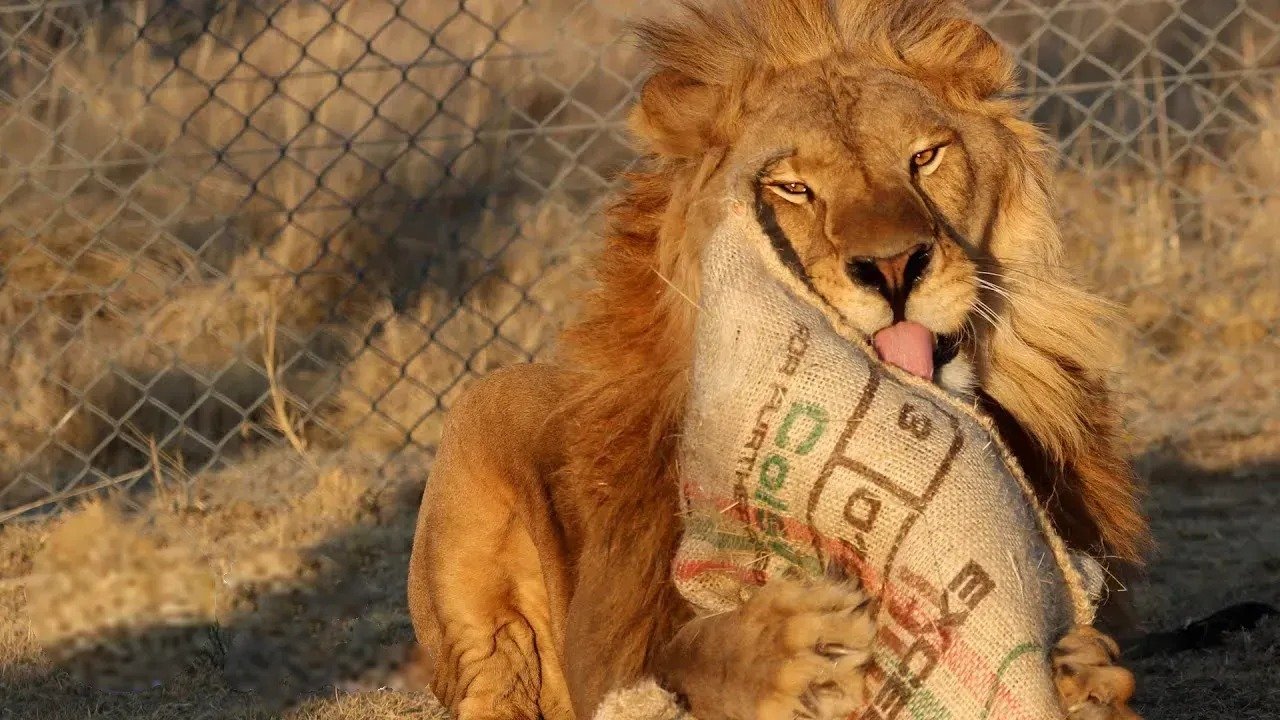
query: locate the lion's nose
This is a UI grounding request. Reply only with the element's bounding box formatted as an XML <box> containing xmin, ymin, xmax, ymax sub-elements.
<box><xmin>848</xmin><ymin>242</ymin><xmax>934</xmax><ymax>322</ymax></box>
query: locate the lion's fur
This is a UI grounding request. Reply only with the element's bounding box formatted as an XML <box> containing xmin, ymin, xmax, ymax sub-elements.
<box><xmin>569</xmin><ymin>0</ymin><xmax>1149</xmax><ymax>563</ymax></box>
<box><xmin>408</xmin><ymin>1</ymin><xmax>1151</xmax><ymax>717</ymax></box>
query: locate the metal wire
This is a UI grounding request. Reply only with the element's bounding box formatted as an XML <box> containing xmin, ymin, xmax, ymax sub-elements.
<box><xmin>0</xmin><ymin>0</ymin><xmax>1276</xmax><ymax>518</ymax></box>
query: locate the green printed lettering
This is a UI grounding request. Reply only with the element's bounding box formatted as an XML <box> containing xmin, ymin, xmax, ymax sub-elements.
<box><xmin>775</xmin><ymin>402</ymin><xmax>829</xmax><ymax>455</ymax></box>
<box><xmin>754</xmin><ymin>488</ymin><xmax>788</xmax><ymax>511</ymax></box>
<box><xmin>759</xmin><ymin>455</ymin><xmax>788</xmax><ymax>491</ymax></box>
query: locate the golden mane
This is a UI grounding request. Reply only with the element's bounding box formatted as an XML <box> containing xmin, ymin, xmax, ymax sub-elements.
<box><xmin>635</xmin><ymin>0</ymin><xmax>1015</xmax><ymax>105</ymax></box>
<box><xmin>559</xmin><ymin>0</ymin><xmax>1148</xmax><ymax>570</ymax></box>
<box><xmin>407</xmin><ymin>5</ymin><xmax>1152</xmax><ymax>713</ymax></box>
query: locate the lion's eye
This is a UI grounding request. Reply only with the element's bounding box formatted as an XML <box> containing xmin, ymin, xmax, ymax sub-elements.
<box><xmin>767</xmin><ymin>181</ymin><xmax>812</xmax><ymax>204</ymax></box>
<box><xmin>911</xmin><ymin>145</ymin><xmax>947</xmax><ymax>175</ymax></box>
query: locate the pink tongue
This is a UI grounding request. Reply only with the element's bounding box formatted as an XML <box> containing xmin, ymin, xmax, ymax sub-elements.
<box><xmin>873</xmin><ymin>322</ymin><xmax>935</xmax><ymax>380</ymax></box>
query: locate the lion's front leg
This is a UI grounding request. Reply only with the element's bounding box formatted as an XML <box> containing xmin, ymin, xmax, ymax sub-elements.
<box><xmin>657</xmin><ymin>576</ymin><xmax>876</xmax><ymax>720</ymax></box>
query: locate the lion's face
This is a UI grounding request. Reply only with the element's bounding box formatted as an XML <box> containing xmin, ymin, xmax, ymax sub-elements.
<box><xmin>732</xmin><ymin>64</ymin><xmax>1022</xmax><ymax>391</ymax></box>
<box><xmin>628</xmin><ymin>2</ymin><xmax>1059</xmax><ymax>395</ymax></box>
<box><xmin>580</xmin><ymin>0</ymin><xmax>1148</xmax><ymax>563</ymax></box>
<box><xmin>631</xmin><ymin>1</ymin><xmax>1116</xmax><ymax>465</ymax></box>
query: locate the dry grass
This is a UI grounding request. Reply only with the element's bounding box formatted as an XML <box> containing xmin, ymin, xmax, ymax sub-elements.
<box><xmin>0</xmin><ymin>446</ymin><xmax>447</xmax><ymax>719</ymax></box>
<box><xmin>0</xmin><ymin>1</ymin><xmax>1276</xmax><ymax>718</ymax></box>
<box><xmin>0</xmin><ymin>0</ymin><xmax>624</xmax><ymax>507</ymax></box>
<box><xmin>0</xmin><ymin>443</ymin><xmax>1275</xmax><ymax>719</ymax></box>
<box><xmin>1057</xmin><ymin>87</ymin><xmax>1280</xmax><ymax>457</ymax></box>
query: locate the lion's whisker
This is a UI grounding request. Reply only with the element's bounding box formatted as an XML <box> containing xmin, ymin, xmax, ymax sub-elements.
<box><xmin>975</xmin><ymin>277</ymin><xmax>1014</xmax><ymax>302</ymax></box>
<box><xmin>974</xmin><ymin>266</ymin><xmax>1083</xmax><ymax>294</ymax></box>
<box><xmin>971</xmin><ymin>258</ymin><xmax>1072</xmax><ymax>279</ymax></box>
<box><xmin>969</xmin><ymin>304</ymin><xmax>999</xmax><ymax>331</ymax></box>
<box><xmin>973</xmin><ymin>270</ymin><xmax>1014</xmax><ymax>283</ymax></box>
<box><xmin>970</xmin><ymin>298</ymin><xmax>1010</xmax><ymax>333</ymax></box>
<box><xmin>972</xmin><ymin>257</ymin><xmax>1062</xmax><ymax>270</ymax></box>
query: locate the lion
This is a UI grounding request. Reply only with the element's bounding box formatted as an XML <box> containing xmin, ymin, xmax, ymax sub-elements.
<box><xmin>405</xmin><ymin>1</ymin><xmax>1151</xmax><ymax>718</ymax></box>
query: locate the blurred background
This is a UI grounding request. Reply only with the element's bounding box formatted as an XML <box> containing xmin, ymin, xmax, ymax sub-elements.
<box><xmin>0</xmin><ymin>1</ymin><xmax>1276</xmax><ymax>718</ymax></box>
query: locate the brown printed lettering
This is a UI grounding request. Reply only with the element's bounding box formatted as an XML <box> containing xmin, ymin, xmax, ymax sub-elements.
<box><xmin>949</xmin><ymin>560</ymin><xmax>995</xmax><ymax>610</ymax></box>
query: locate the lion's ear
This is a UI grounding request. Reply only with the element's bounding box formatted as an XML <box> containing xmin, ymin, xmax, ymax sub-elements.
<box><xmin>906</xmin><ymin>19</ymin><xmax>1015</xmax><ymax>99</ymax></box>
<box><xmin>629</xmin><ymin>69</ymin><xmax>724</xmax><ymax>158</ymax></box>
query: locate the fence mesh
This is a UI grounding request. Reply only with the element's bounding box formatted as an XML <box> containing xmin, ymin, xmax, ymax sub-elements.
<box><xmin>1</xmin><ymin>0</ymin><xmax>1277</xmax><ymax>520</ymax></box>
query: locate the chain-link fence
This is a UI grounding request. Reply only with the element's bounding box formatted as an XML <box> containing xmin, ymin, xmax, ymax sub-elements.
<box><xmin>1</xmin><ymin>0</ymin><xmax>1277</xmax><ymax>521</ymax></box>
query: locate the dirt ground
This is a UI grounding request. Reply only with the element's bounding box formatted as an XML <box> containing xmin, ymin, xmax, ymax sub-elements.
<box><xmin>0</xmin><ymin>1</ymin><xmax>1277</xmax><ymax>718</ymax></box>
<box><xmin>1126</xmin><ymin>452</ymin><xmax>1280</xmax><ymax>718</ymax></box>
<box><xmin>0</xmin><ymin>434</ymin><xmax>1276</xmax><ymax>720</ymax></box>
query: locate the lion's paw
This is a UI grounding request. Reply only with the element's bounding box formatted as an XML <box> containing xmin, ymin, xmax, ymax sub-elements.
<box><xmin>1053</xmin><ymin>625</ymin><xmax>1141</xmax><ymax>720</ymax></box>
<box><xmin>661</xmin><ymin>574</ymin><xmax>874</xmax><ymax>720</ymax></box>
<box><xmin>743</xmin><ymin>577</ymin><xmax>875</xmax><ymax>720</ymax></box>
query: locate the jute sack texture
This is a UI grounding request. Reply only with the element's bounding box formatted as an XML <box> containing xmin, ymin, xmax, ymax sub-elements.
<box><xmin>668</xmin><ymin>193</ymin><xmax>1104</xmax><ymax>720</ymax></box>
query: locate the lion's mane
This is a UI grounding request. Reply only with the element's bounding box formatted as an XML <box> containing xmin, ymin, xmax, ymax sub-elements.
<box><xmin>556</xmin><ymin>0</ymin><xmax>1149</xmax><ymax>613</ymax></box>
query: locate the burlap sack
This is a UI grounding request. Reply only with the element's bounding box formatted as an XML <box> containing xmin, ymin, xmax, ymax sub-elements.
<box><xmin>670</xmin><ymin>192</ymin><xmax>1105</xmax><ymax>720</ymax></box>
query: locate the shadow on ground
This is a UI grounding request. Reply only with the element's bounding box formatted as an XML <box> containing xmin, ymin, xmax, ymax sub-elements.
<box><xmin>2</xmin><ymin>454</ymin><xmax>1277</xmax><ymax>719</ymax></box>
<box><xmin>1127</xmin><ymin>454</ymin><xmax>1280</xmax><ymax>718</ymax></box>
<box><xmin>1</xmin><ymin>475</ymin><xmax>440</xmax><ymax>720</ymax></box>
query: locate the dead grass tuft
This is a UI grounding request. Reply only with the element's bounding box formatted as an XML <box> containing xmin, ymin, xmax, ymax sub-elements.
<box><xmin>0</xmin><ymin>0</ymin><xmax>625</xmax><ymax>509</ymax></box>
<box><xmin>1058</xmin><ymin>86</ymin><xmax>1280</xmax><ymax>456</ymax></box>
<box><xmin>2</xmin><ymin>446</ymin><xmax>442</xmax><ymax>715</ymax></box>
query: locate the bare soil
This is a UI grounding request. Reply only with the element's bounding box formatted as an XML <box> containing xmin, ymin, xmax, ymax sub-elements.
<box><xmin>0</xmin><ymin>440</ymin><xmax>1276</xmax><ymax>719</ymax></box>
<box><xmin>0</xmin><ymin>2</ymin><xmax>1276</xmax><ymax>718</ymax></box>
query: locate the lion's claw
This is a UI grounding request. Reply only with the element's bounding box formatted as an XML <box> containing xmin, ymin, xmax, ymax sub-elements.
<box><xmin>661</xmin><ymin>576</ymin><xmax>875</xmax><ymax>720</ymax></box>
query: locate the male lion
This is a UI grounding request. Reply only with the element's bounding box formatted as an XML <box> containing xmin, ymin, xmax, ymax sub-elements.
<box><xmin>406</xmin><ymin>1</ymin><xmax>1150</xmax><ymax>718</ymax></box>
